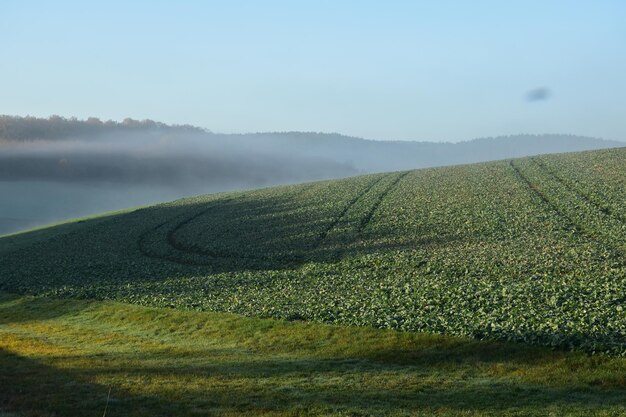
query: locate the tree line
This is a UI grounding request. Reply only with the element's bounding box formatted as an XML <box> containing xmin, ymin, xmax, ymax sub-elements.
<box><xmin>0</xmin><ymin>115</ymin><xmax>204</xmax><ymax>141</ymax></box>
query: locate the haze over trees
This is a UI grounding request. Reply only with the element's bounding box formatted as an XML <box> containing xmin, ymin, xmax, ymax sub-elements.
<box><xmin>2</xmin><ymin>115</ymin><xmax>623</xmax><ymax>182</ymax></box>
<box><xmin>0</xmin><ymin>115</ymin><xmax>623</xmax><ymax>235</ymax></box>
<box><xmin>0</xmin><ymin>114</ymin><xmax>203</xmax><ymax>141</ymax></box>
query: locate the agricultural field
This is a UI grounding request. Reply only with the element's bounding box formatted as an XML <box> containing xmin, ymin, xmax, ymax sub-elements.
<box><xmin>0</xmin><ymin>147</ymin><xmax>625</xmax><ymax>415</ymax></box>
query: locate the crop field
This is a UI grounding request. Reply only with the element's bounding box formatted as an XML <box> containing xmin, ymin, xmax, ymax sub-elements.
<box><xmin>1</xmin><ymin>147</ymin><xmax>625</xmax><ymax>355</ymax></box>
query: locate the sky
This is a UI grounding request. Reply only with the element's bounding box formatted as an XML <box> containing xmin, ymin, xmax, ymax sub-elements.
<box><xmin>1</xmin><ymin>1</ymin><xmax>625</xmax><ymax>142</ymax></box>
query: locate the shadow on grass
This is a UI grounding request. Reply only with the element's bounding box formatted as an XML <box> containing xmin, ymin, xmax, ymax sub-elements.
<box><xmin>0</xmin><ymin>348</ymin><xmax>185</xmax><ymax>417</ymax></box>
<box><xmin>1</xmin><ymin>346</ymin><xmax>625</xmax><ymax>417</ymax></box>
<box><xmin>0</xmin><ymin>294</ymin><xmax>91</xmax><ymax>325</ymax></box>
<box><xmin>0</xmin><ymin>295</ymin><xmax>625</xmax><ymax>416</ymax></box>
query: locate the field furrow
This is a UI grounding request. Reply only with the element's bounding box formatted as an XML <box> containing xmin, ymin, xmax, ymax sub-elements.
<box><xmin>511</xmin><ymin>159</ymin><xmax>626</xmax><ymax>260</ymax></box>
<box><xmin>312</xmin><ymin>174</ymin><xmax>388</xmax><ymax>247</ymax></box>
<box><xmin>357</xmin><ymin>171</ymin><xmax>411</xmax><ymax>233</ymax></box>
<box><xmin>531</xmin><ymin>156</ymin><xmax>626</xmax><ymax>224</ymax></box>
<box><xmin>536</xmin><ymin>149</ymin><xmax>626</xmax><ymax>218</ymax></box>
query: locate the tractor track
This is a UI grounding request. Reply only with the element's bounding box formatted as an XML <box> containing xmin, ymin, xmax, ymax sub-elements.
<box><xmin>509</xmin><ymin>160</ymin><xmax>625</xmax><ymax>262</ymax></box>
<box><xmin>313</xmin><ymin>175</ymin><xmax>387</xmax><ymax>246</ymax></box>
<box><xmin>357</xmin><ymin>171</ymin><xmax>411</xmax><ymax>233</ymax></box>
<box><xmin>137</xmin><ymin>176</ymin><xmax>391</xmax><ymax>266</ymax></box>
<box><xmin>530</xmin><ymin>157</ymin><xmax>626</xmax><ymax>225</ymax></box>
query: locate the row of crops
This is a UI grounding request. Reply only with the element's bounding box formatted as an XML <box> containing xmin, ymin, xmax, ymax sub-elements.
<box><xmin>0</xmin><ymin>147</ymin><xmax>624</xmax><ymax>354</ymax></box>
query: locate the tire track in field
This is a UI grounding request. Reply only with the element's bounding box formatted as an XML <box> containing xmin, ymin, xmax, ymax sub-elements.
<box><xmin>314</xmin><ymin>175</ymin><xmax>388</xmax><ymax>245</ymax></box>
<box><xmin>139</xmin><ymin>174</ymin><xmax>396</xmax><ymax>266</ymax></box>
<box><xmin>357</xmin><ymin>171</ymin><xmax>411</xmax><ymax>233</ymax></box>
<box><xmin>136</xmin><ymin>205</ymin><xmax>226</xmax><ymax>266</ymax></box>
<box><xmin>169</xmin><ymin>209</ymin><xmax>305</xmax><ymax>266</ymax></box>
<box><xmin>177</xmin><ymin>182</ymin><xmax>333</xmax><ymax>264</ymax></box>
<box><xmin>137</xmin><ymin>220</ymin><xmax>167</xmax><ymax>257</ymax></box>
<box><xmin>175</xmin><ymin>176</ymin><xmax>389</xmax><ymax>263</ymax></box>
<box><xmin>530</xmin><ymin>157</ymin><xmax>626</xmax><ymax>224</ymax></box>
<box><xmin>137</xmin><ymin>220</ymin><xmax>206</xmax><ymax>266</ymax></box>
<box><xmin>137</xmin><ymin>196</ymin><xmax>276</xmax><ymax>267</ymax></box>
<box><xmin>509</xmin><ymin>160</ymin><xmax>625</xmax><ymax>262</ymax></box>
<box><xmin>193</xmin><ymin>182</ymin><xmax>319</xmax><ymax>245</ymax></box>
<box><xmin>139</xmin><ymin>178</ymin><xmax>370</xmax><ymax>266</ymax></box>
<box><xmin>163</xmin><ymin>197</ymin><xmax>294</xmax><ymax>265</ymax></box>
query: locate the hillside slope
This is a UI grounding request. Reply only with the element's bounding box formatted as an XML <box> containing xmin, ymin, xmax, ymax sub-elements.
<box><xmin>1</xmin><ymin>148</ymin><xmax>625</xmax><ymax>353</ymax></box>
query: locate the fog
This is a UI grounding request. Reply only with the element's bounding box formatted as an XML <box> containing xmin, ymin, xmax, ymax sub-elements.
<box><xmin>1</xmin><ymin>116</ymin><xmax>623</xmax><ymax>235</ymax></box>
<box><xmin>0</xmin><ymin>133</ymin><xmax>356</xmax><ymax>185</ymax></box>
<box><xmin>0</xmin><ymin>128</ymin><xmax>358</xmax><ymax>235</ymax></box>
<box><xmin>0</xmin><ymin>181</ymin><xmax>212</xmax><ymax>235</ymax></box>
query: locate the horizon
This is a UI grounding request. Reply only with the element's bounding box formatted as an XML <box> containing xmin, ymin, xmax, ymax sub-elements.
<box><xmin>2</xmin><ymin>2</ymin><xmax>625</xmax><ymax>142</ymax></box>
<box><xmin>2</xmin><ymin>114</ymin><xmax>624</xmax><ymax>144</ymax></box>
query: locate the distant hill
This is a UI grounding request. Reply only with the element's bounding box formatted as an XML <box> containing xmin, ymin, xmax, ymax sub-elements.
<box><xmin>214</xmin><ymin>131</ymin><xmax>624</xmax><ymax>173</ymax></box>
<box><xmin>1</xmin><ymin>115</ymin><xmax>623</xmax><ymax>183</ymax></box>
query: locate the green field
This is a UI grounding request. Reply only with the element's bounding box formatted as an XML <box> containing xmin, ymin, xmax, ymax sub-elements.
<box><xmin>0</xmin><ymin>148</ymin><xmax>625</xmax><ymax>415</ymax></box>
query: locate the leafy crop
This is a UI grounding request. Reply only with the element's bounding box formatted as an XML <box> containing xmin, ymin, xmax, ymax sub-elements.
<box><xmin>0</xmin><ymin>147</ymin><xmax>625</xmax><ymax>354</ymax></box>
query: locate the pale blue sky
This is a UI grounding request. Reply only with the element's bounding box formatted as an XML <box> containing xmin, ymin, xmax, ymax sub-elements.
<box><xmin>1</xmin><ymin>1</ymin><xmax>625</xmax><ymax>141</ymax></box>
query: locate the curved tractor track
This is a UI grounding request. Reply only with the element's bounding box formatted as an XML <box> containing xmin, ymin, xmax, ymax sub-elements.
<box><xmin>136</xmin><ymin>172</ymin><xmax>411</xmax><ymax>268</ymax></box>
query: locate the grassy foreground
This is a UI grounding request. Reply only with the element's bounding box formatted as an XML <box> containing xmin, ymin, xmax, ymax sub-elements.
<box><xmin>1</xmin><ymin>293</ymin><xmax>625</xmax><ymax>417</ymax></box>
